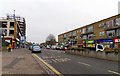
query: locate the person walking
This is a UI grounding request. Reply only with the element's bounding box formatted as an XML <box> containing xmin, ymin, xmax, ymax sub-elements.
<box><xmin>7</xmin><ymin>43</ymin><xmax>12</xmax><ymax>52</ymax></box>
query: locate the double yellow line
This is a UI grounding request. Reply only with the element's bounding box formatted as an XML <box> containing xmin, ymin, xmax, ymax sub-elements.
<box><xmin>32</xmin><ymin>54</ymin><xmax>63</xmax><ymax>76</ymax></box>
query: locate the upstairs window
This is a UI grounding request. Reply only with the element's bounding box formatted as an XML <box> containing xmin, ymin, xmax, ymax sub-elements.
<box><xmin>116</xmin><ymin>29</ymin><xmax>120</xmax><ymax>37</ymax></box>
<box><xmin>10</xmin><ymin>22</ymin><xmax>14</xmax><ymax>28</ymax></box>
<box><xmin>2</xmin><ymin>21</ymin><xmax>7</xmax><ymax>28</ymax></box>
<box><xmin>106</xmin><ymin>30</ymin><xmax>115</xmax><ymax>38</ymax></box>
<box><xmin>99</xmin><ymin>31</ymin><xmax>104</xmax><ymax>36</ymax></box>
<box><xmin>87</xmin><ymin>26</ymin><xmax>93</xmax><ymax>32</ymax></box>
<box><xmin>115</xmin><ymin>18</ymin><xmax>120</xmax><ymax>26</ymax></box>
<box><xmin>82</xmin><ymin>28</ymin><xmax>86</xmax><ymax>34</ymax></box>
<box><xmin>82</xmin><ymin>35</ymin><xmax>87</xmax><ymax>40</ymax></box>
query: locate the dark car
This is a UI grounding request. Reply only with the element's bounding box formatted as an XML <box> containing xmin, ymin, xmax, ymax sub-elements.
<box><xmin>31</xmin><ymin>45</ymin><xmax>41</xmax><ymax>53</ymax></box>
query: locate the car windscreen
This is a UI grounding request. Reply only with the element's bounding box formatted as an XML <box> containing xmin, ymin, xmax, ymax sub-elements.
<box><xmin>98</xmin><ymin>45</ymin><xmax>103</xmax><ymax>49</ymax></box>
<box><xmin>33</xmin><ymin>46</ymin><xmax>40</xmax><ymax>49</ymax></box>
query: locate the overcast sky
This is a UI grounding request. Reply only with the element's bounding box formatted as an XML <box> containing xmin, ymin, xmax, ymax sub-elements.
<box><xmin>0</xmin><ymin>0</ymin><xmax>120</xmax><ymax>43</ymax></box>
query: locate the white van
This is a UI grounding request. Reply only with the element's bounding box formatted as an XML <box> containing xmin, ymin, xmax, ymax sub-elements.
<box><xmin>96</xmin><ymin>44</ymin><xmax>105</xmax><ymax>51</ymax></box>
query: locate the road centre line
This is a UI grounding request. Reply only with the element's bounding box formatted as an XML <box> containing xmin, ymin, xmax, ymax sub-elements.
<box><xmin>32</xmin><ymin>54</ymin><xmax>63</xmax><ymax>76</ymax></box>
<box><xmin>78</xmin><ymin>62</ymin><xmax>91</xmax><ymax>66</ymax></box>
<box><xmin>108</xmin><ymin>70</ymin><xmax>120</xmax><ymax>75</ymax></box>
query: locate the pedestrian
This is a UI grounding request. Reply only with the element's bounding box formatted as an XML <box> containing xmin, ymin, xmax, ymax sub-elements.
<box><xmin>7</xmin><ymin>43</ymin><xmax>12</xmax><ymax>52</ymax></box>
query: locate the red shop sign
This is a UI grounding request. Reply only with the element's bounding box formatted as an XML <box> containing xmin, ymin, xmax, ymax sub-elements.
<box><xmin>114</xmin><ymin>38</ymin><xmax>120</xmax><ymax>43</ymax></box>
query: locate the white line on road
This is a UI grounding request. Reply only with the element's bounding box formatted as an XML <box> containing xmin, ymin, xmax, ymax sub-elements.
<box><xmin>108</xmin><ymin>70</ymin><xmax>120</xmax><ymax>75</ymax></box>
<box><xmin>78</xmin><ymin>62</ymin><xmax>91</xmax><ymax>66</ymax></box>
<box><xmin>51</xmin><ymin>59</ymin><xmax>57</xmax><ymax>63</ymax></box>
<box><xmin>32</xmin><ymin>54</ymin><xmax>63</xmax><ymax>76</ymax></box>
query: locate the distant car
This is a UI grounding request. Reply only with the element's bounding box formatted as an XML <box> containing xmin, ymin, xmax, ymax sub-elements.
<box><xmin>31</xmin><ymin>45</ymin><xmax>41</xmax><ymax>53</ymax></box>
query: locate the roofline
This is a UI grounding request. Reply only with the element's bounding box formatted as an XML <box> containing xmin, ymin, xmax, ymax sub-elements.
<box><xmin>58</xmin><ymin>14</ymin><xmax>120</xmax><ymax>36</ymax></box>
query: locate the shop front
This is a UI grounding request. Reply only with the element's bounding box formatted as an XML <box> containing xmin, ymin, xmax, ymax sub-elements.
<box><xmin>85</xmin><ymin>40</ymin><xmax>95</xmax><ymax>48</ymax></box>
<box><xmin>77</xmin><ymin>40</ymin><xmax>85</xmax><ymax>47</ymax></box>
<box><xmin>113</xmin><ymin>38</ymin><xmax>120</xmax><ymax>49</ymax></box>
<box><xmin>95</xmin><ymin>39</ymin><xmax>114</xmax><ymax>49</ymax></box>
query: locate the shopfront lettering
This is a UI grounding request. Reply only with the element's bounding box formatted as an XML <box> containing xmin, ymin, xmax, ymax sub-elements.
<box><xmin>114</xmin><ymin>38</ymin><xmax>120</xmax><ymax>42</ymax></box>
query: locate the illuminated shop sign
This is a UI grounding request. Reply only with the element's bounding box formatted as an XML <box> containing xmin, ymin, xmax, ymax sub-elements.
<box><xmin>114</xmin><ymin>38</ymin><xmax>120</xmax><ymax>42</ymax></box>
<box><xmin>86</xmin><ymin>40</ymin><xmax>94</xmax><ymax>44</ymax></box>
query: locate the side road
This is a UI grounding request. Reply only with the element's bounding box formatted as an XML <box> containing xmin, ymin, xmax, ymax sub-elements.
<box><xmin>2</xmin><ymin>48</ymin><xmax>55</xmax><ymax>75</ymax></box>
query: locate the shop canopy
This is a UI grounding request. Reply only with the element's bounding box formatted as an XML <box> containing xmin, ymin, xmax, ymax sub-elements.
<box><xmin>95</xmin><ymin>39</ymin><xmax>113</xmax><ymax>43</ymax></box>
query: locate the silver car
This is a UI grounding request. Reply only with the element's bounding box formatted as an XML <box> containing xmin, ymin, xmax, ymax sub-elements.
<box><xmin>31</xmin><ymin>45</ymin><xmax>41</xmax><ymax>53</ymax></box>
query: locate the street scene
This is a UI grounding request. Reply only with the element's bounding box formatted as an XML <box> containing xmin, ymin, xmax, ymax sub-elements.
<box><xmin>0</xmin><ymin>0</ymin><xmax>120</xmax><ymax>76</ymax></box>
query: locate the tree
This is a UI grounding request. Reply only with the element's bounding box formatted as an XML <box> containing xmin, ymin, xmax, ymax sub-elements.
<box><xmin>46</xmin><ymin>34</ymin><xmax>56</xmax><ymax>46</ymax></box>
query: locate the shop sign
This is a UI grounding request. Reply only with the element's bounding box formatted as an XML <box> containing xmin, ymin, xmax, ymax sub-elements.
<box><xmin>114</xmin><ymin>38</ymin><xmax>120</xmax><ymax>42</ymax></box>
<box><xmin>95</xmin><ymin>39</ymin><xmax>113</xmax><ymax>42</ymax></box>
<box><xmin>86</xmin><ymin>40</ymin><xmax>94</xmax><ymax>44</ymax></box>
<box><xmin>78</xmin><ymin>41</ymin><xmax>85</xmax><ymax>44</ymax></box>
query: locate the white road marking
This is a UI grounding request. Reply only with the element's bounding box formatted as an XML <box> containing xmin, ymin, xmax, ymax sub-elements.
<box><xmin>108</xmin><ymin>70</ymin><xmax>120</xmax><ymax>75</ymax></box>
<box><xmin>78</xmin><ymin>62</ymin><xmax>91</xmax><ymax>66</ymax></box>
<box><xmin>51</xmin><ymin>59</ymin><xmax>57</xmax><ymax>63</ymax></box>
<box><xmin>32</xmin><ymin>54</ymin><xmax>62</xmax><ymax>76</ymax></box>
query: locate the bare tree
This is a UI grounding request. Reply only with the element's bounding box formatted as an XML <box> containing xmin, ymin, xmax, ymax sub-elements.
<box><xmin>46</xmin><ymin>34</ymin><xmax>56</xmax><ymax>46</ymax></box>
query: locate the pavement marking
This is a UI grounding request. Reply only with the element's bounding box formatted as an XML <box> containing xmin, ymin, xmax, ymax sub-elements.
<box><xmin>108</xmin><ymin>70</ymin><xmax>120</xmax><ymax>75</ymax></box>
<box><xmin>32</xmin><ymin>54</ymin><xmax>63</xmax><ymax>76</ymax></box>
<box><xmin>78</xmin><ymin>62</ymin><xmax>91</xmax><ymax>66</ymax></box>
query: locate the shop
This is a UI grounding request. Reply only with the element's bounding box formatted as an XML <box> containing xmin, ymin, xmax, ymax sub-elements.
<box><xmin>95</xmin><ymin>39</ymin><xmax>114</xmax><ymax>48</ymax></box>
<box><xmin>85</xmin><ymin>40</ymin><xmax>95</xmax><ymax>48</ymax></box>
<box><xmin>77</xmin><ymin>40</ymin><xmax>85</xmax><ymax>47</ymax></box>
<box><xmin>113</xmin><ymin>38</ymin><xmax>120</xmax><ymax>49</ymax></box>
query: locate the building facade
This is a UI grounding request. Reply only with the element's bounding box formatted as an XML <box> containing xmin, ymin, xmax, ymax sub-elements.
<box><xmin>58</xmin><ymin>14</ymin><xmax>120</xmax><ymax>50</ymax></box>
<box><xmin>0</xmin><ymin>14</ymin><xmax>26</xmax><ymax>48</ymax></box>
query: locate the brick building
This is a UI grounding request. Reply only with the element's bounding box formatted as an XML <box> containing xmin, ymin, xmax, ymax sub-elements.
<box><xmin>58</xmin><ymin>14</ymin><xmax>120</xmax><ymax>50</ymax></box>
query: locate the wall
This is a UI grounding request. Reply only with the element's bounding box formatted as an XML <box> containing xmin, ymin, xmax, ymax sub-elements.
<box><xmin>65</xmin><ymin>50</ymin><xmax>119</xmax><ymax>61</ymax></box>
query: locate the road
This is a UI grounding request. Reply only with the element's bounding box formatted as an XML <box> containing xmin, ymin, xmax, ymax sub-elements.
<box><xmin>36</xmin><ymin>49</ymin><xmax>119</xmax><ymax>75</ymax></box>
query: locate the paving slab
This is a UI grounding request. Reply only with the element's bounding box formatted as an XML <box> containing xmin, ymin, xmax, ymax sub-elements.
<box><xmin>2</xmin><ymin>48</ymin><xmax>51</xmax><ymax>75</ymax></box>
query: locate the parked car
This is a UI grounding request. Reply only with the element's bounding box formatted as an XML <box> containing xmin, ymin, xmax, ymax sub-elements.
<box><xmin>46</xmin><ymin>45</ymin><xmax>51</xmax><ymax>49</ymax></box>
<box><xmin>31</xmin><ymin>45</ymin><xmax>41</xmax><ymax>53</ymax></box>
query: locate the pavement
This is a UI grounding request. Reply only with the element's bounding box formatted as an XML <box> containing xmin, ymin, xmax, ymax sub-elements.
<box><xmin>2</xmin><ymin>48</ymin><xmax>55</xmax><ymax>75</ymax></box>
